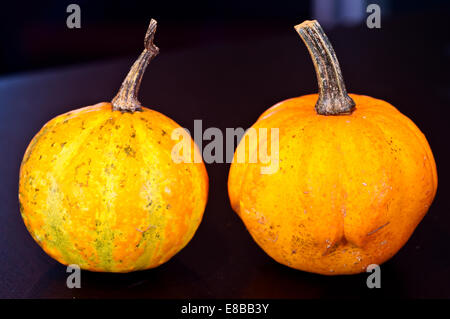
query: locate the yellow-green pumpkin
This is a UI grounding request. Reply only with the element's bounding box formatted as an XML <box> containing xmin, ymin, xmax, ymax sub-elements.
<box><xmin>19</xmin><ymin>20</ymin><xmax>208</xmax><ymax>272</ymax></box>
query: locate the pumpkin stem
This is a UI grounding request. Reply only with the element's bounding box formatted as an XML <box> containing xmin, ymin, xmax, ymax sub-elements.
<box><xmin>112</xmin><ymin>19</ymin><xmax>159</xmax><ymax>112</ymax></box>
<box><xmin>294</xmin><ymin>20</ymin><xmax>355</xmax><ymax>115</ymax></box>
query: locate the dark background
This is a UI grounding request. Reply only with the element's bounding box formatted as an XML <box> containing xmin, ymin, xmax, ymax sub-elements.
<box><xmin>0</xmin><ymin>0</ymin><xmax>447</xmax><ymax>75</ymax></box>
<box><xmin>1</xmin><ymin>0</ymin><xmax>450</xmax><ymax>299</ymax></box>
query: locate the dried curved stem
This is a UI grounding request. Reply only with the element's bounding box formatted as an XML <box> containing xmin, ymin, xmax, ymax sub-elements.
<box><xmin>112</xmin><ymin>19</ymin><xmax>159</xmax><ymax>112</ymax></box>
<box><xmin>295</xmin><ymin>20</ymin><xmax>355</xmax><ymax>115</ymax></box>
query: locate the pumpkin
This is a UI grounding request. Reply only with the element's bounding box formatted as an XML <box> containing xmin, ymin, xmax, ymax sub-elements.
<box><xmin>18</xmin><ymin>20</ymin><xmax>208</xmax><ymax>272</ymax></box>
<box><xmin>228</xmin><ymin>20</ymin><xmax>437</xmax><ymax>275</ymax></box>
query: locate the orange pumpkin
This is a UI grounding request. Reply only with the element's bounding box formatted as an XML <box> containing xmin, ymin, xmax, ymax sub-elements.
<box><xmin>228</xmin><ymin>20</ymin><xmax>437</xmax><ymax>275</ymax></box>
<box><xmin>18</xmin><ymin>20</ymin><xmax>208</xmax><ymax>272</ymax></box>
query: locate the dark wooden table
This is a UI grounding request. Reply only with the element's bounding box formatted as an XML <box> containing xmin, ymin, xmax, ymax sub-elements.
<box><xmin>1</xmin><ymin>14</ymin><xmax>450</xmax><ymax>298</ymax></box>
